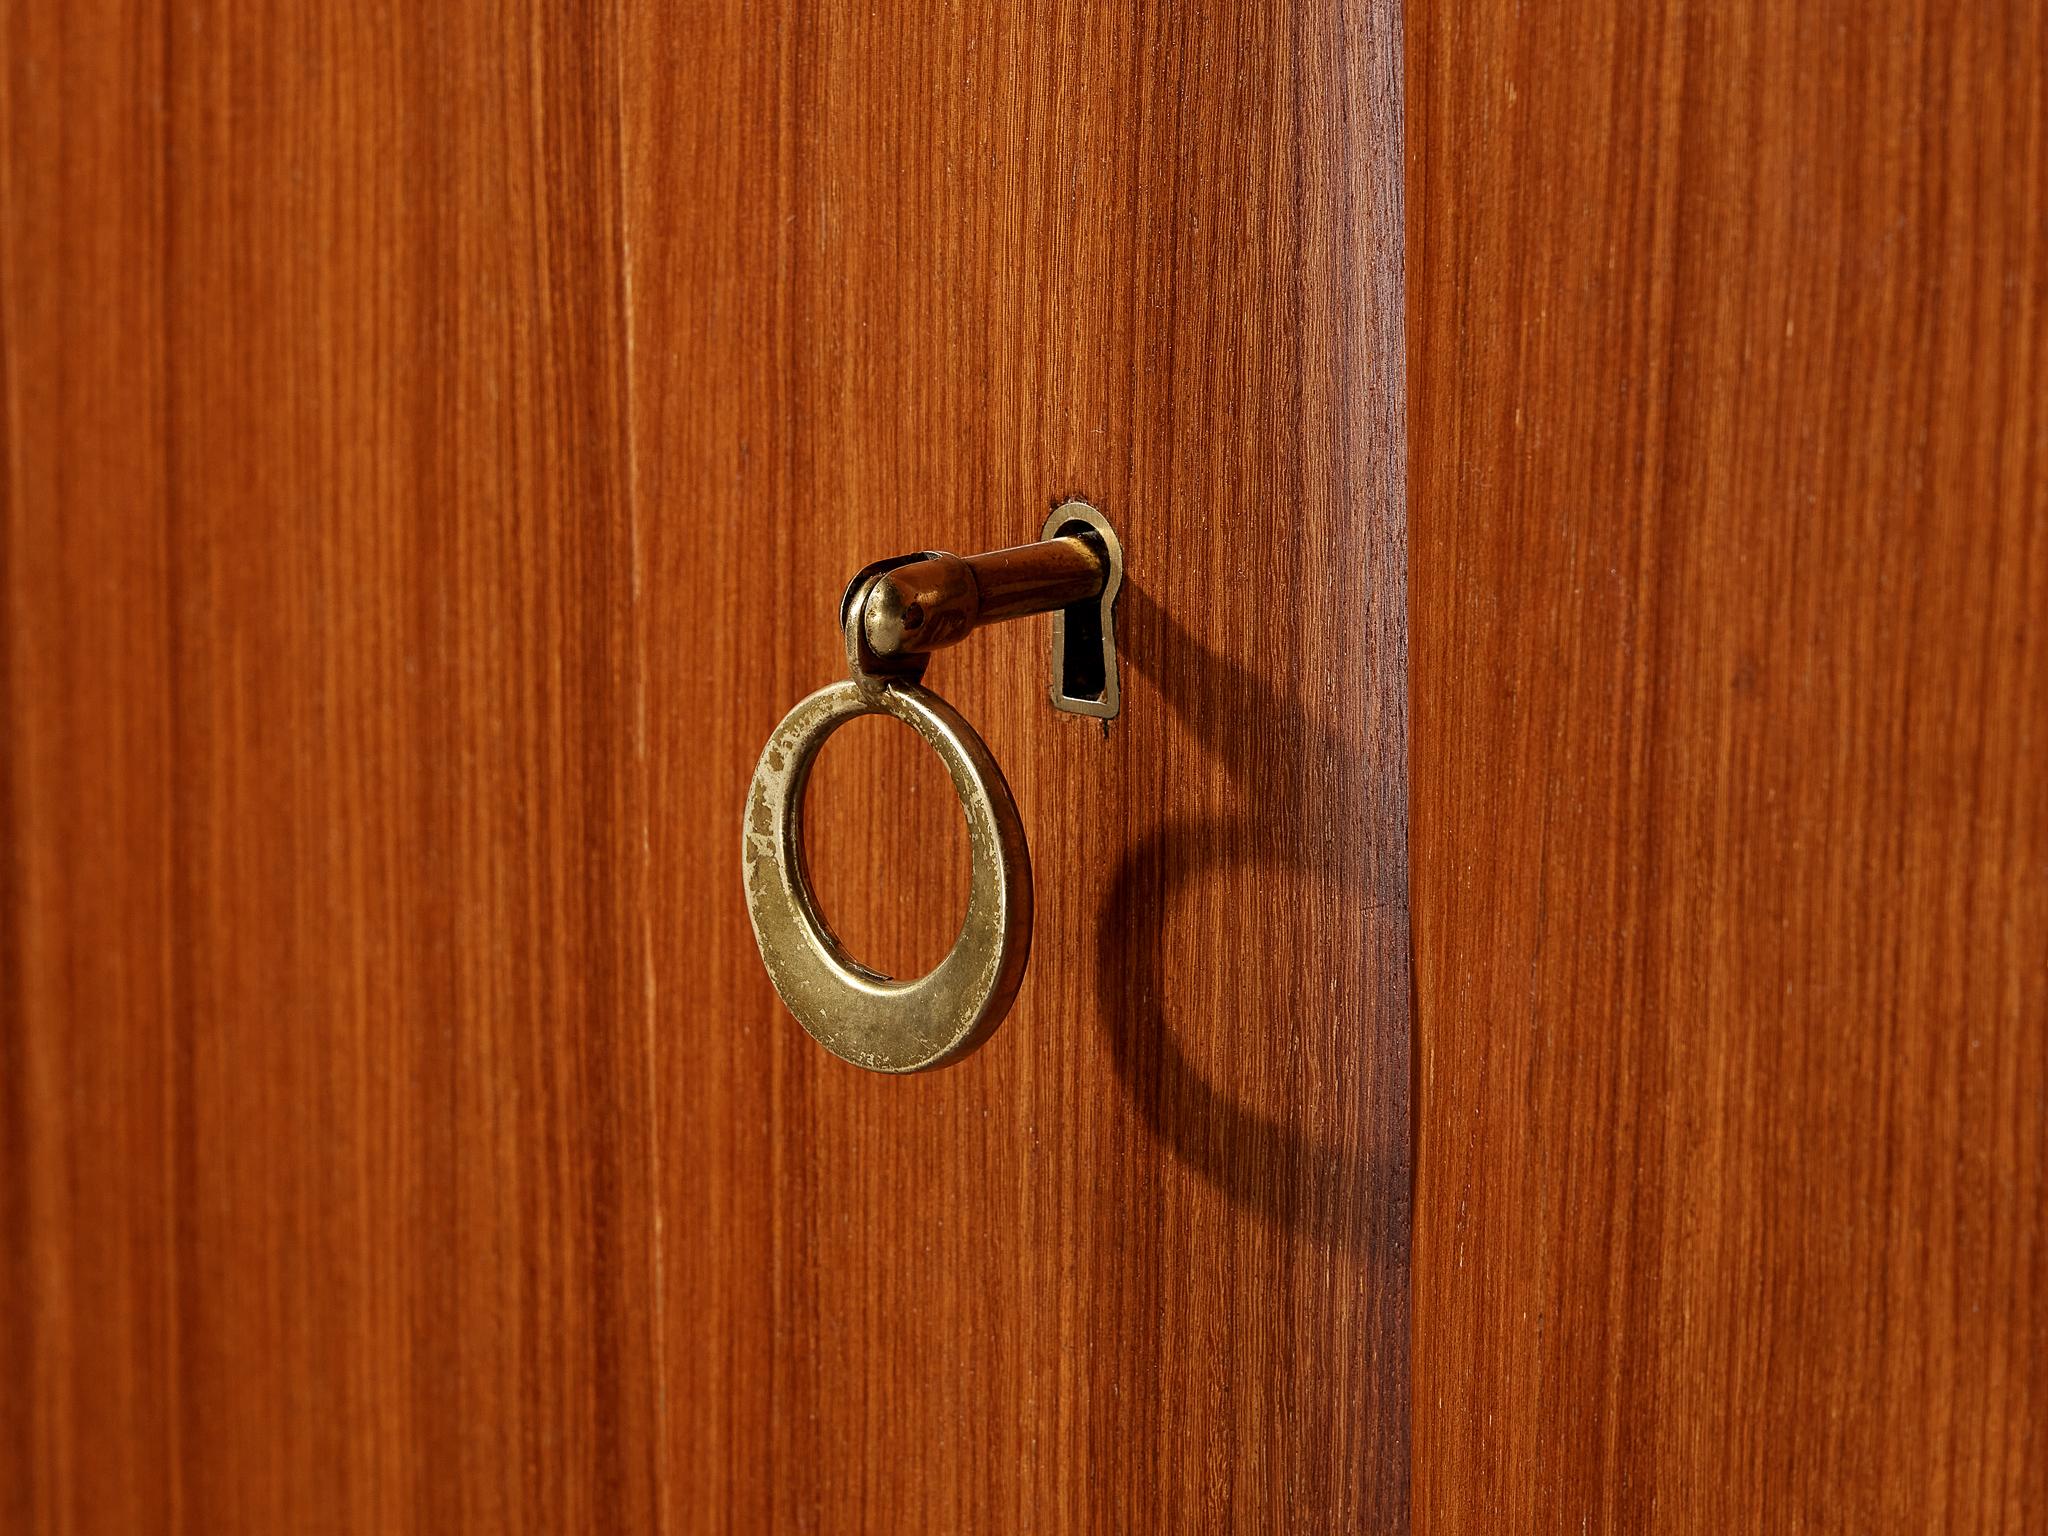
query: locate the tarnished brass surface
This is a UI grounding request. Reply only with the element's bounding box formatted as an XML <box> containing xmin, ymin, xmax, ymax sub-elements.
<box><xmin>838</xmin><ymin>551</ymin><xmax>943</xmax><ymax>682</ymax></box>
<box><xmin>1042</xmin><ymin>501</ymin><xmax>1123</xmax><ymax>719</ymax></box>
<box><xmin>860</xmin><ymin>536</ymin><xmax>1108</xmax><ymax>658</ymax></box>
<box><xmin>744</xmin><ymin>507</ymin><xmax>1120</xmax><ymax>1070</ymax></box>
<box><xmin>741</xmin><ymin>677</ymin><xmax>1032</xmax><ymax>1073</ymax></box>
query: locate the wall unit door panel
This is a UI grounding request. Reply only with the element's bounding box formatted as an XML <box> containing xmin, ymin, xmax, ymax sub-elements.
<box><xmin>3</xmin><ymin>3</ymin><xmax>1409</xmax><ymax>1532</ymax></box>
<box><xmin>1410</xmin><ymin>2</ymin><xmax>2048</xmax><ymax>1529</ymax></box>
<box><xmin>625</xmin><ymin>5</ymin><xmax>1410</xmax><ymax>1528</ymax></box>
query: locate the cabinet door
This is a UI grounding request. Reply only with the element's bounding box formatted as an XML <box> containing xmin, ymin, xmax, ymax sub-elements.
<box><xmin>1411</xmin><ymin>1</ymin><xmax>2048</xmax><ymax>1529</ymax></box>
<box><xmin>2</xmin><ymin>3</ymin><xmax>1410</xmax><ymax>1531</ymax></box>
<box><xmin>626</xmin><ymin>7</ymin><xmax>1410</xmax><ymax>1527</ymax></box>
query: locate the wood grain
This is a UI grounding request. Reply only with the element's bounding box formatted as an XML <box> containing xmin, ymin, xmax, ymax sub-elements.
<box><xmin>2</xmin><ymin>0</ymin><xmax>661</xmax><ymax>1529</ymax></box>
<box><xmin>1410</xmin><ymin>1</ymin><xmax>2048</xmax><ymax>1529</ymax></box>
<box><xmin>627</xmin><ymin>4</ymin><xmax>1408</xmax><ymax>1529</ymax></box>
<box><xmin>3</xmin><ymin>1</ymin><xmax>1410</xmax><ymax>1532</ymax></box>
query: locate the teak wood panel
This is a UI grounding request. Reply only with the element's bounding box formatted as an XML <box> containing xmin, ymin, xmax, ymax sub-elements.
<box><xmin>626</xmin><ymin>5</ymin><xmax>1408</xmax><ymax>1528</ymax></box>
<box><xmin>1410</xmin><ymin>1</ymin><xmax>2048</xmax><ymax>1530</ymax></box>
<box><xmin>2</xmin><ymin>2</ymin><xmax>1410</xmax><ymax>1532</ymax></box>
<box><xmin>2</xmin><ymin>0</ymin><xmax>662</xmax><ymax>1529</ymax></box>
